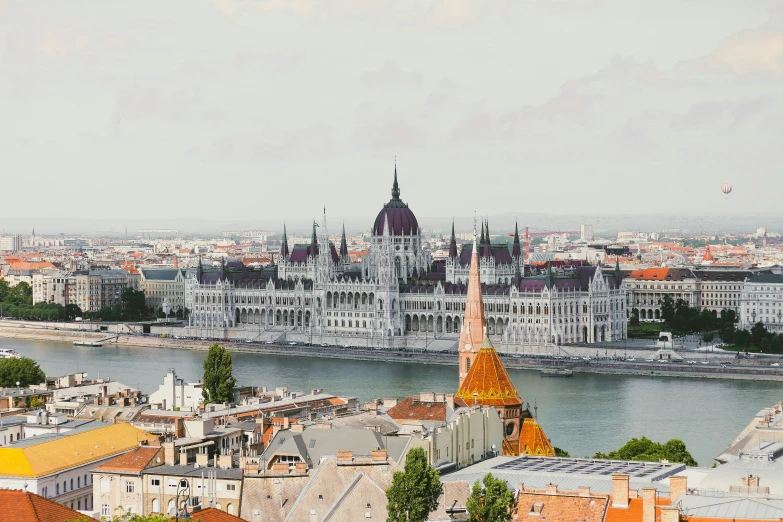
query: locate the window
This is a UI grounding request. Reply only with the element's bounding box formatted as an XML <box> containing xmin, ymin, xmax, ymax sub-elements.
<box><xmin>151</xmin><ymin>478</ymin><xmax>161</xmax><ymax>487</ymax></box>
<box><xmin>226</xmin><ymin>484</ymin><xmax>236</xmax><ymax>491</ymax></box>
<box><xmin>152</xmin><ymin>498</ymin><xmax>160</xmax><ymax>513</ymax></box>
<box><xmin>77</xmin><ymin>477</ymin><xmax>81</xmax><ymax>488</ymax></box>
<box><xmin>70</xmin><ymin>479</ymin><xmax>73</xmax><ymax>491</ymax></box>
<box><xmin>101</xmin><ymin>505</ymin><xmax>110</xmax><ymax>517</ymax></box>
<box><xmin>126</xmin><ymin>481</ymin><xmax>135</xmax><ymax>493</ymax></box>
<box><xmin>179</xmin><ymin>479</ymin><xmax>189</xmax><ymax>489</ymax></box>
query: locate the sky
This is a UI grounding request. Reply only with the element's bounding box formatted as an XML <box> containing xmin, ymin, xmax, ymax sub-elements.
<box><xmin>2</xmin><ymin>0</ymin><xmax>783</xmax><ymax>226</ymax></box>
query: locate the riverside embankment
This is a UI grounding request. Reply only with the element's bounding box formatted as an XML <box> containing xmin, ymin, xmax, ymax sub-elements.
<box><xmin>2</xmin><ymin>320</ymin><xmax>782</xmax><ymax>381</ymax></box>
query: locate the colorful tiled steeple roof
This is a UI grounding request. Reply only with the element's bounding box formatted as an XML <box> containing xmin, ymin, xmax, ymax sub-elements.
<box><xmin>519</xmin><ymin>418</ymin><xmax>555</xmax><ymax>456</ymax></box>
<box><xmin>455</xmin><ymin>331</ymin><xmax>523</xmax><ymax>406</ymax></box>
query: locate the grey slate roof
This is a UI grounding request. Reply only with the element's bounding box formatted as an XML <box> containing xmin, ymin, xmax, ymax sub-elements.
<box><xmin>679</xmin><ymin>495</ymin><xmax>783</xmax><ymax>519</ymax></box>
<box><xmin>141</xmin><ymin>268</ymin><xmax>185</xmax><ymax>281</ymax></box>
<box><xmin>748</xmin><ymin>273</ymin><xmax>783</xmax><ymax>284</ymax></box>
<box><xmin>262</xmin><ymin>427</ymin><xmax>387</xmax><ymax>467</ymax></box>
<box><xmin>440</xmin><ymin>455</ymin><xmax>683</xmax><ymax>495</ymax></box>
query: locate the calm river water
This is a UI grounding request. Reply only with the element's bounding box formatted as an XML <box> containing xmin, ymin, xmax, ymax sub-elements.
<box><xmin>4</xmin><ymin>337</ymin><xmax>781</xmax><ymax>466</ymax></box>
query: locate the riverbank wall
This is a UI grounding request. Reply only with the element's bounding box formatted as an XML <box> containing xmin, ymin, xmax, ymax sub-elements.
<box><xmin>2</xmin><ymin>321</ymin><xmax>782</xmax><ymax>382</ymax></box>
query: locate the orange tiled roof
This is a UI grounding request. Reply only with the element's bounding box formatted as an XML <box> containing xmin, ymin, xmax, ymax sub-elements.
<box><xmin>386</xmin><ymin>396</ymin><xmax>448</xmax><ymax>423</ymax></box>
<box><xmin>455</xmin><ymin>336</ymin><xmax>522</xmax><ymax>407</ymax></box>
<box><xmin>92</xmin><ymin>445</ymin><xmax>162</xmax><ymax>474</ymax></box>
<box><xmin>191</xmin><ymin>507</ymin><xmax>245</xmax><ymax>522</ymax></box>
<box><xmin>605</xmin><ymin>496</ymin><xmax>670</xmax><ymax>522</ymax></box>
<box><xmin>8</xmin><ymin>261</ymin><xmax>55</xmax><ymax>271</ymax></box>
<box><xmin>0</xmin><ymin>490</ymin><xmax>97</xmax><ymax>522</ymax></box>
<box><xmin>519</xmin><ymin>418</ymin><xmax>555</xmax><ymax>457</ymax></box>
<box><xmin>627</xmin><ymin>268</ymin><xmax>670</xmax><ymax>280</ymax></box>
<box><xmin>515</xmin><ymin>488</ymin><xmax>608</xmax><ymax>522</ymax></box>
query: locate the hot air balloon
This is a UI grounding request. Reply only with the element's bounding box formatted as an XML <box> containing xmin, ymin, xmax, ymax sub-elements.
<box><xmin>721</xmin><ymin>184</ymin><xmax>732</xmax><ymax>195</ymax></box>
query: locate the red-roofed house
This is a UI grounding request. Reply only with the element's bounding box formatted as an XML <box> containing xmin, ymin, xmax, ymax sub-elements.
<box><xmin>0</xmin><ymin>489</ymin><xmax>97</xmax><ymax>522</ymax></box>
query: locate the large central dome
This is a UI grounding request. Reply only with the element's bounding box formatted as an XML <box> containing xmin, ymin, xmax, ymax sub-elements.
<box><xmin>372</xmin><ymin>166</ymin><xmax>419</xmax><ymax>236</ymax></box>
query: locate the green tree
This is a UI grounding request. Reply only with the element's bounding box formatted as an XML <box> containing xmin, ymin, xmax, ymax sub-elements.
<box><xmin>554</xmin><ymin>447</ymin><xmax>570</xmax><ymax>457</ymax></box>
<box><xmin>0</xmin><ymin>357</ymin><xmax>47</xmax><ymax>387</ymax></box>
<box><xmin>660</xmin><ymin>296</ymin><xmax>675</xmax><ymax>324</ymax></box>
<box><xmin>202</xmin><ymin>344</ymin><xmax>237</xmax><ymax>404</ymax></box>
<box><xmin>703</xmin><ymin>332</ymin><xmax>714</xmax><ymax>344</ymax></box>
<box><xmin>386</xmin><ymin>447</ymin><xmax>441</xmax><ymax>522</ymax></box>
<box><xmin>466</xmin><ymin>473</ymin><xmax>514</xmax><ymax>522</ymax></box>
<box><xmin>593</xmin><ymin>436</ymin><xmax>697</xmax><ymax>466</ymax></box>
<box><xmin>751</xmin><ymin>322</ymin><xmax>768</xmax><ymax>347</ymax></box>
<box><xmin>64</xmin><ymin>303</ymin><xmax>83</xmax><ymax>321</ymax></box>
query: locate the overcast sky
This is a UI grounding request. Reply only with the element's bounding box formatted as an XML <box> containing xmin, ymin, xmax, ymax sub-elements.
<box><xmin>2</xmin><ymin>0</ymin><xmax>782</xmax><ymax>225</ymax></box>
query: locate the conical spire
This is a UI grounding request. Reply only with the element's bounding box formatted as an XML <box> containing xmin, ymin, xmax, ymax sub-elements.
<box><xmin>512</xmin><ymin>220</ymin><xmax>521</xmax><ymax>259</ymax></box>
<box><xmin>339</xmin><ymin>222</ymin><xmax>348</xmax><ymax>258</ymax></box>
<box><xmin>280</xmin><ymin>223</ymin><xmax>290</xmax><ymax>258</ymax></box>
<box><xmin>458</xmin><ymin>222</ymin><xmax>486</xmax><ymax>385</ymax></box>
<box><xmin>309</xmin><ymin>220</ymin><xmax>319</xmax><ymax>257</ymax></box>
<box><xmin>391</xmin><ymin>160</ymin><xmax>400</xmax><ymax>200</ymax></box>
<box><xmin>479</xmin><ymin>219</ymin><xmax>485</xmax><ymax>245</ymax></box>
<box><xmin>449</xmin><ymin>219</ymin><xmax>458</xmax><ymax>259</ymax></box>
<box><xmin>483</xmin><ymin>219</ymin><xmax>492</xmax><ymax>259</ymax></box>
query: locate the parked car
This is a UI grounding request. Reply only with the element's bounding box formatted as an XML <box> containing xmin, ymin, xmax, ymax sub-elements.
<box><xmin>771</xmin><ymin>363</ymin><xmax>780</xmax><ymax>367</ymax></box>
<box><xmin>686</xmin><ymin>361</ymin><xmax>696</xmax><ymax>365</ymax></box>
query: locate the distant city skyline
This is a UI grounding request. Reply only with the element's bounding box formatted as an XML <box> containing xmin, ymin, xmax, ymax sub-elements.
<box><xmin>2</xmin><ymin>0</ymin><xmax>783</xmax><ymax>220</ymax></box>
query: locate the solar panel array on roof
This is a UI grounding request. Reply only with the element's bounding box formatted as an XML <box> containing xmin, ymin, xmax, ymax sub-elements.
<box><xmin>493</xmin><ymin>457</ymin><xmax>671</xmax><ymax>478</ymax></box>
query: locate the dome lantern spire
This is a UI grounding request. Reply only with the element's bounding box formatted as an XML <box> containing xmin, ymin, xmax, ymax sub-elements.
<box><xmin>391</xmin><ymin>158</ymin><xmax>400</xmax><ymax>200</ymax></box>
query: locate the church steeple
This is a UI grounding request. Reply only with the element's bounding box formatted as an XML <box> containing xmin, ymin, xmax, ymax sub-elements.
<box><xmin>512</xmin><ymin>220</ymin><xmax>521</xmax><ymax>259</ymax></box>
<box><xmin>483</xmin><ymin>219</ymin><xmax>492</xmax><ymax>259</ymax></box>
<box><xmin>458</xmin><ymin>224</ymin><xmax>486</xmax><ymax>386</ymax></box>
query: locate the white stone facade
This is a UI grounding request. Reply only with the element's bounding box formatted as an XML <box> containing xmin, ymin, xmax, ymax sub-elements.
<box><xmin>739</xmin><ymin>273</ymin><xmax>783</xmax><ymax>333</ymax></box>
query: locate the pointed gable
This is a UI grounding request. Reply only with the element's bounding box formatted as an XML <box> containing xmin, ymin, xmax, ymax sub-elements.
<box><xmin>519</xmin><ymin>418</ymin><xmax>555</xmax><ymax>457</ymax></box>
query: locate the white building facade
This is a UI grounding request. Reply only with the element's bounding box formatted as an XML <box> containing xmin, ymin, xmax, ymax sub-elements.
<box><xmin>739</xmin><ymin>273</ymin><xmax>783</xmax><ymax>333</ymax></box>
<box><xmin>185</xmin><ymin>167</ymin><xmax>627</xmax><ymax>349</ymax></box>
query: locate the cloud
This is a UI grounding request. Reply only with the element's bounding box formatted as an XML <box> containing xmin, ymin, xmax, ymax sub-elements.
<box><xmin>211</xmin><ymin>0</ymin><xmax>317</xmax><ymax>18</ymax></box>
<box><xmin>110</xmin><ymin>86</ymin><xmax>227</xmax><ymax>129</ymax></box>
<box><xmin>360</xmin><ymin>61</ymin><xmax>422</xmax><ymax>90</ymax></box>
<box><xmin>669</xmin><ymin>96</ymin><xmax>774</xmax><ymax>130</ymax></box>
<box><xmin>696</xmin><ymin>28</ymin><xmax>783</xmax><ymax>77</ymax></box>
<box><xmin>186</xmin><ymin>123</ymin><xmax>335</xmax><ymax>162</ymax></box>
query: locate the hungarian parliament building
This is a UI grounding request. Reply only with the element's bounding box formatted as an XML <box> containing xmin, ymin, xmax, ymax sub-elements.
<box><xmin>186</xmin><ymin>168</ymin><xmax>628</xmax><ymax>350</ymax></box>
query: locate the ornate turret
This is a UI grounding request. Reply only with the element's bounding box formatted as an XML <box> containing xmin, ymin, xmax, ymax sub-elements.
<box><xmin>280</xmin><ymin>224</ymin><xmax>290</xmax><ymax>258</ymax></box>
<box><xmin>448</xmin><ymin>220</ymin><xmax>458</xmax><ymax>259</ymax></box>
<box><xmin>545</xmin><ymin>261</ymin><xmax>554</xmax><ymax>290</ymax></box>
<box><xmin>372</xmin><ymin>162</ymin><xmax>419</xmax><ymax>236</ymax></box>
<box><xmin>391</xmin><ymin>162</ymin><xmax>400</xmax><ymax>200</ymax></box>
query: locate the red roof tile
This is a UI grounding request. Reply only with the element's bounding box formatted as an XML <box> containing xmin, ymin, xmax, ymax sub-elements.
<box><xmin>92</xmin><ymin>446</ymin><xmax>162</xmax><ymax>474</ymax></box>
<box><xmin>386</xmin><ymin>396</ymin><xmax>448</xmax><ymax>423</ymax></box>
<box><xmin>0</xmin><ymin>490</ymin><xmax>97</xmax><ymax>522</ymax></box>
<box><xmin>191</xmin><ymin>507</ymin><xmax>245</xmax><ymax>522</ymax></box>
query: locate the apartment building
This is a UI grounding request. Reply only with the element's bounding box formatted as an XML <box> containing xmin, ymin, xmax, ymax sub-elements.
<box><xmin>32</xmin><ymin>269</ymin><xmax>131</xmax><ymax>311</ymax></box>
<box><xmin>139</xmin><ymin>268</ymin><xmax>187</xmax><ymax>314</ymax></box>
<box><xmin>739</xmin><ymin>273</ymin><xmax>783</xmax><ymax>333</ymax></box>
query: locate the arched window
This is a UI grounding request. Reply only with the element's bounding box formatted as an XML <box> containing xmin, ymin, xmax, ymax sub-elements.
<box><xmin>152</xmin><ymin>498</ymin><xmax>160</xmax><ymax>513</ymax></box>
<box><xmin>167</xmin><ymin>500</ymin><xmax>175</xmax><ymax>516</ymax></box>
<box><xmin>228</xmin><ymin>504</ymin><xmax>235</xmax><ymax>515</ymax></box>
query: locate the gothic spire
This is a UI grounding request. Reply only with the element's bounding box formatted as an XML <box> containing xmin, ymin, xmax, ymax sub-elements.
<box><xmin>309</xmin><ymin>220</ymin><xmax>319</xmax><ymax>257</ymax></box>
<box><xmin>280</xmin><ymin>223</ymin><xmax>290</xmax><ymax>258</ymax></box>
<box><xmin>449</xmin><ymin>219</ymin><xmax>458</xmax><ymax>259</ymax></box>
<box><xmin>483</xmin><ymin>219</ymin><xmax>492</xmax><ymax>259</ymax></box>
<box><xmin>391</xmin><ymin>159</ymin><xmax>400</xmax><ymax>200</ymax></box>
<box><xmin>458</xmin><ymin>221</ymin><xmax>486</xmax><ymax>385</ymax></box>
<box><xmin>512</xmin><ymin>220</ymin><xmax>521</xmax><ymax>259</ymax></box>
<box><xmin>479</xmin><ymin>218</ymin><xmax>485</xmax><ymax>245</ymax></box>
<box><xmin>340</xmin><ymin>222</ymin><xmax>348</xmax><ymax>258</ymax></box>
<box><xmin>545</xmin><ymin>261</ymin><xmax>553</xmax><ymax>290</ymax></box>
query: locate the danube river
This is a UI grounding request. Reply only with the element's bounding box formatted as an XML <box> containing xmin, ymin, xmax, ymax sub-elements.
<box><xmin>5</xmin><ymin>337</ymin><xmax>781</xmax><ymax>466</ymax></box>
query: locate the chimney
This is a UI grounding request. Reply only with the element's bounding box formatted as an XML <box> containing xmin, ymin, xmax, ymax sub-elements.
<box><xmin>291</xmin><ymin>423</ymin><xmax>305</xmax><ymax>433</ymax></box>
<box><xmin>612</xmin><ymin>474</ymin><xmax>630</xmax><ymax>508</ymax></box>
<box><xmin>283</xmin><ymin>418</ymin><xmax>290</xmax><ymax>430</ymax></box>
<box><xmin>748</xmin><ymin>475</ymin><xmax>760</xmax><ymax>488</ymax></box>
<box><xmin>660</xmin><ymin>506</ymin><xmax>680</xmax><ymax>522</ymax></box>
<box><xmin>419</xmin><ymin>392</ymin><xmax>435</xmax><ymax>403</ymax></box>
<box><xmin>179</xmin><ymin>451</ymin><xmax>188</xmax><ymax>466</ymax></box>
<box><xmin>545</xmin><ymin>484</ymin><xmax>558</xmax><ymax>495</ymax></box>
<box><xmin>337</xmin><ymin>450</ymin><xmax>353</xmax><ymax>464</ymax></box>
<box><xmin>445</xmin><ymin>393</ymin><xmax>455</xmax><ymax>410</ymax></box>
<box><xmin>578</xmin><ymin>486</ymin><xmax>591</xmax><ymax>497</ymax></box>
<box><xmin>669</xmin><ymin>475</ymin><xmax>687</xmax><ymax>501</ymax></box>
<box><xmin>294</xmin><ymin>462</ymin><xmax>307</xmax><ymax>474</ymax></box>
<box><xmin>196</xmin><ymin>453</ymin><xmax>209</xmax><ymax>467</ymax></box>
<box><xmin>741</xmin><ymin>476</ymin><xmax>748</xmax><ymax>486</ymax></box>
<box><xmin>173</xmin><ymin>256</ymin><xmax>179</xmax><ymax>268</ymax></box>
<box><xmin>371</xmin><ymin>449</ymin><xmax>387</xmax><ymax>462</ymax></box>
<box><xmin>272</xmin><ymin>462</ymin><xmax>289</xmax><ymax>475</ymax></box>
<box><xmin>163</xmin><ymin>442</ymin><xmax>176</xmax><ymax>466</ymax></box>
<box><xmin>218</xmin><ymin>454</ymin><xmax>233</xmax><ymax>470</ymax></box>
<box><xmin>642</xmin><ymin>487</ymin><xmax>657</xmax><ymax>522</ymax></box>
